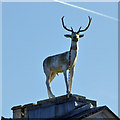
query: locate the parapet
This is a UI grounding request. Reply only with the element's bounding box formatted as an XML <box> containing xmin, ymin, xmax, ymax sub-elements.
<box><xmin>11</xmin><ymin>94</ymin><xmax>96</xmax><ymax>119</ymax></box>
<box><xmin>11</xmin><ymin>94</ymin><xmax>119</xmax><ymax>119</ymax></box>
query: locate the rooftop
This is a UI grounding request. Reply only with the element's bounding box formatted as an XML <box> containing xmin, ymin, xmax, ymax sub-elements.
<box><xmin>11</xmin><ymin>94</ymin><xmax>119</xmax><ymax>119</ymax></box>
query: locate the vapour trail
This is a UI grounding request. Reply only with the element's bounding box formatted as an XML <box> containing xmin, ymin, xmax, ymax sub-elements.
<box><xmin>54</xmin><ymin>0</ymin><xmax>119</xmax><ymax>22</ymax></box>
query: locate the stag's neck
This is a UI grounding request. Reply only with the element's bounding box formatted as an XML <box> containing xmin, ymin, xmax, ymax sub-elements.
<box><xmin>69</xmin><ymin>41</ymin><xmax>78</xmax><ymax>67</ymax></box>
<box><xmin>70</xmin><ymin>41</ymin><xmax>79</xmax><ymax>51</ymax></box>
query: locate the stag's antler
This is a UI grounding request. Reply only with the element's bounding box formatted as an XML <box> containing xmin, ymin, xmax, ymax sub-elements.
<box><xmin>61</xmin><ymin>16</ymin><xmax>74</xmax><ymax>33</ymax></box>
<box><xmin>77</xmin><ymin>16</ymin><xmax>92</xmax><ymax>33</ymax></box>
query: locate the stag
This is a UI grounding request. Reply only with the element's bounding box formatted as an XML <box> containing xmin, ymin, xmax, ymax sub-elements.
<box><xmin>43</xmin><ymin>16</ymin><xmax>92</xmax><ymax>98</ymax></box>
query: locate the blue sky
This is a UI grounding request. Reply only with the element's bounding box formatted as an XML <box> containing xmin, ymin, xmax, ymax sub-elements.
<box><xmin>2</xmin><ymin>2</ymin><xmax>118</xmax><ymax>118</ymax></box>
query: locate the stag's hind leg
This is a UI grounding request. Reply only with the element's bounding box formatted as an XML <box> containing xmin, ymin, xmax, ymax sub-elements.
<box><xmin>44</xmin><ymin>67</ymin><xmax>55</xmax><ymax>98</ymax></box>
<box><xmin>50</xmin><ymin>72</ymin><xmax>56</xmax><ymax>83</ymax></box>
<box><xmin>46</xmin><ymin>75</ymin><xmax>55</xmax><ymax>98</ymax></box>
<box><xmin>43</xmin><ymin>62</ymin><xmax>55</xmax><ymax>98</ymax></box>
<box><xmin>45</xmin><ymin>71</ymin><xmax>57</xmax><ymax>98</ymax></box>
<box><xmin>48</xmin><ymin>72</ymin><xmax>56</xmax><ymax>97</ymax></box>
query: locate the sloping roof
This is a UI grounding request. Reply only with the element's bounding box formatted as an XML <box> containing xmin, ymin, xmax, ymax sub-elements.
<box><xmin>58</xmin><ymin>104</ymin><xmax>120</xmax><ymax>119</ymax></box>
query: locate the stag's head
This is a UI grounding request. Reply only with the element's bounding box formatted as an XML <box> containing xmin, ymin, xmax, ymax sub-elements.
<box><xmin>61</xmin><ymin>16</ymin><xmax>92</xmax><ymax>42</ymax></box>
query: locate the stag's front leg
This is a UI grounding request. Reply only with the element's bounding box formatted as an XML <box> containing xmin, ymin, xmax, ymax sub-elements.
<box><xmin>69</xmin><ymin>67</ymin><xmax>74</xmax><ymax>93</ymax></box>
<box><xmin>63</xmin><ymin>66</ymin><xmax>70</xmax><ymax>97</ymax></box>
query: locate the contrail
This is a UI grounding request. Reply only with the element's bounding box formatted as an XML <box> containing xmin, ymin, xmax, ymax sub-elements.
<box><xmin>54</xmin><ymin>0</ymin><xmax>119</xmax><ymax>22</ymax></box>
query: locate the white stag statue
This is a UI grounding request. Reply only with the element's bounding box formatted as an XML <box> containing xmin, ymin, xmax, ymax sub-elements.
<box><xmin>43</xmin><ymin>16</ymin><xmax>92</xmax><ymax>98</ymax></box>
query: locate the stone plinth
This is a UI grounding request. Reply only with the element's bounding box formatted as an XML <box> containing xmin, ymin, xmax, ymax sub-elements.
<box><xmin>11</xmin><ymin>94</ymin><xmax>97</xmax><ymax>119</ymax></box>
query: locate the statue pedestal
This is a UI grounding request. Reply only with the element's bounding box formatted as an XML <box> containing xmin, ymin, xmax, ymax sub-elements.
<box><xmin>11</xmin><ymin>94</ymin><xmax>97</xmax><ymax>119</ymax></box>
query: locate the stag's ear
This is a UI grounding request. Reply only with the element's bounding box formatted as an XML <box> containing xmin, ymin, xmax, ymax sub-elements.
<box><xmin>64</xmin><ymin>34</ymin><xmax>72</xmax><ymax>38</ymax></box>
<box><xmin>79</xmin><ymin>34</ymin><xmax>84</xmax><ymax>38</ymax></box>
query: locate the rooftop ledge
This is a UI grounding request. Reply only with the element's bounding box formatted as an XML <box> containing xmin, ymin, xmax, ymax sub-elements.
<box><xmin>11</xmin><ymin>94</ymin><xmax>97</xmax><ymax>110</ymax></box>
<box><xmin>10</xmin><ymin>94</ymin><xmax>119</xmax><ymax>119</ymax></box>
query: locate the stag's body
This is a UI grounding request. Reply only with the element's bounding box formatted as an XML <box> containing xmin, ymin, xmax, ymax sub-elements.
<box><xmin>43</xmin><ymin>41</ymin><xmax>78</xmax><ymax>73</ymax></box>
<box><xmin>43</xmin><ymin>41</ymin><xmax>78</xmax><ymax>98</ymax></box>
<box><xmin>43</xmin><ymin>16</ymin><xmax>92</xmax><ymax>98</ymax></box>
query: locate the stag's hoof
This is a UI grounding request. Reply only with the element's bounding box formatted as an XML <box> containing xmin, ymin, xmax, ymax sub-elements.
<box><xmin>67</xmin><ymin>90</ymin><xmax>71</xmax><ymax>95</ymax></box>
<box><xmin>51</xmin><ymin>95</ymin><xmax>55</xmax><ymax>98</ymax></box>
<box><xmin>49</xmin><ymin>94</ymin><xmax>55</xmax><ymax>99</ymax></box>
<box><xmin>67</xmin><ymin>93</ymin><xmax>70</xmax><ymax>98</ymax></box>
<box><xmin>66</xmin><ymin>92</ymin><xmax>72</xmax><ymax>98</ymax></box>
